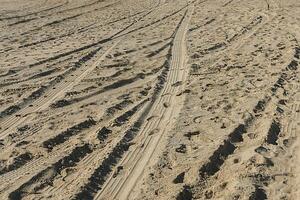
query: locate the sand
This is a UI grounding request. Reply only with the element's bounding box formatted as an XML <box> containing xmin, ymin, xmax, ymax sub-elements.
<box><xmin>0</xmin><ymin>0</ymin><xmax>299</xmax><ymax>199</ymax></box>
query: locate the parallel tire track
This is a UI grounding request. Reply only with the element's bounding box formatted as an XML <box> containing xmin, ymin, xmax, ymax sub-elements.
<box><xmin>71</xmin><ymin>5</ymin><xmax>195</xmax><ymax>200</ymax></box>
<box><xmin>96</xmin><ymin>6</ymin><xmax>195</xmax><ymax>199</ymax></box>
<box><xmin>0</xmin><ymin>42</ymin><xmax>119</xmax><ymax>140</ymax></box>
<box><xmin>0</xmin><ymin>95</ymin><xmax>148</xmax><ymax>198</ymax></box>
<box><xmin>189</xmin><ymin>49</ymin><xmax>300</xmax><ymax>199</ymax></box>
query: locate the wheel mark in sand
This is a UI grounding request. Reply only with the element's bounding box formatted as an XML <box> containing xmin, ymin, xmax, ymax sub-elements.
<box><xmin>51</xmin><ymin>65</ymin><xmax>161</xmax><ymax>108</ymax></box>
<box><xmin>249</xmin><ymin>54</ymin><xmax>300</xmax><ymax>198</ymax></box>
<box><xmin>69</xmin><ymin>56</ymin><xmax>170</xmax><ymax>200</ymax></box>
<box><xmin>40</xmin><ymin>99</ymin><xmax>150</xmax><ymax>198</ymax></box>
<box><xmin>18</xmin><ymin>1</ymin><xmax>121</xmax><ymax>36</ymax></box>
<box><xmin>0</xmin><ymin>41</ymin><xmax>120</xmax><ymax>140</ymax></box>
<box><xmin>0</xmin><ymin>97</ymin><xmax>148</xmax><ymax>198</ymax></box>
<box><xmin>0</xmin><ymin>1</ymin><xmax>68</xmax><ymax>21</ymax></box>
<box><xmin>68</xmin><ymin>6</ymin><xmax>191</xmax><ymax>199</ymax></box>
<box><xmin>91</xmin><ymin>5</ymin><xmax>194</xmax><ymax>200</ymax></box>
<box><xmin>112</xmin><ymin>2</ymin><xmax>192</xmax><ymax>39</ymax></box>
<box><xmin>8</xmin><ymin>144</ymin><xmax>93</xmax><ymax>200</ymax></box>
<box><xmin>2</xmin><ymin>1</ymin><xmax>159</xmax><ymax>73</ymax></box>
<box><xmin>0</xmin><ymin>95</ymin><xmax>144</xmax><ymax>186</ymax></box>
<box><xmin>17</xmin><ymin>9</ymin><xmax>146</xmax><ymax>49</ymax></box>
<box><xmin>199</xmin><ymin>64</ymin><xmax>296</xmax><ymax>176</ymax></box>
<box><xmin>190</xmin><ymin>10</ymin><xmax>275</xmax><ymax>79</ymax></box>
<box><xmin>191</xmin><ymin>53</ymin><xmax>300</xmax><ymax>199</ymax></box>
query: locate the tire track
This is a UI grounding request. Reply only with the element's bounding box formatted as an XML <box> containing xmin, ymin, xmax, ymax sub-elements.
<box><xmin>0</xmin><ymin>41</ymin><xmax>119</xmax><ymax>140</ymax></box>
<box><xmin>70</xmin><ymin>5</ymin><xmax>194</xmax><ymax>200</ymax></box>
<box><xmin>223</xmin><ymin>0</ymin><xmax>234</xmax><ymax>7</ymax></box>
<box><xmin>0</xmin><ymin>1</ymin><xmax>68</xmax><ymax>21</ymax></box>
<box><xmin>1</xmin><ymin>0</ymin><xmax>152</xmax><ymax>48</ymax></box>
<box><xmin>17</xmin><ymin>1</ymin><xmax>120</xmax><ymax>36</ymax></box>
<box><xmin>1</xmin><ymin>0</ymin><xmax>159</xmax><ymax>56</ymax></box>
<box><xmin>49</xmin><ymin>0</ymin><xmax>109</xmax><ymax>16</ymax></box>
<box><xmin>198</xmin><ymin>65</ymin><xmax>295</xmax><ymax>177</ymax></box>
<box><xmin>51</xmin><ymin>64</ymin><xmax>162</xmax><ymax>108</ymax></box>
<box><xmin>189</xmin><ymin>10</ymin><xmax>275</xmax><ymax>89</ymax></box>
<box><xmin>112</xmin><ymin>2</ymin><xmax>190</xmax><ymax>39</ymax></box>
<box><xmin>39</xmin><ymin>99</ymin><xmax>150</xmax><ymax>199</ymax></box>
<box><xmin>0</xmin><ymin>93</ymin><xmax>149</xmax><ymax>198</ymax></box>
<box><xmin>0</xmin><ymin>0</ymin><xmax>48</xmax><ymax>16</ymax></box>
<box><xmin>8</xmin><ymin>143</ymin><xmax>94</xmax><ymax>200</ymax></box>
<box><xmin>96</xmin><ymin>6</ymin><xmax>195</xmax><ymax>200</ymax></box>
<box><xmin>0</xmin><ymin>144</ymin><xmax>74</xmax><ymax>195</ymax></box>
<box><xmin>4</xmin><ymin>97</ymin><xmax>150</xmax><ymax>199</ymax></box>
<box><xmin>190</xmin><ymin>13</ymin><xmax>271</xmax><ymax>71</ymax></box>
<box><xmin>17</xmin><ymin>10</ymin><xmax>146</xmax><ymax>49</ymax></box>
<box><xmin>246</xmin><ymin>50</ymin><xmax>299</xmax><ymax>199</ymax></box>
<box><xmin>2</xmin><ymin>0</ymin><xmax>159</xmax><ymax>75</ymax></box>
<box><xmin>188</xmin><ymin>48</ymin><xmax>299</xmax><ymax>199</ymax></box>
<box><xmin>0</xmin><ymin>2</ymin><xmax>165</xmax><ymax>136</ymax></box>
<box><xmin>0</xmin><ymin>68</ymin><xmax>60</xmax><ymax>87</ymax></box>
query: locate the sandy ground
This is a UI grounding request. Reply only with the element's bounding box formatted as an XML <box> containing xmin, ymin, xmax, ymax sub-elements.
<box><xmin>0</xmin><ymin>0</ymin><xmax>299</xmax><ymax>199</ymax></box>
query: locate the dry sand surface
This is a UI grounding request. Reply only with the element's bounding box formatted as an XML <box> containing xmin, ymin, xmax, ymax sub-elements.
<box><xmin>0</xmin><ymin>0</ymin><xmax>299</xmax><ymax>199</ymax></box>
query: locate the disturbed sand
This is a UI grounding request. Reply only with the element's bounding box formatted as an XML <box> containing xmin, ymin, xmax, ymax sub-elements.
<box><xmin>0</xmin><ymin>0</ymin><xmax>299</xmax><ymax>199</ymax></box>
